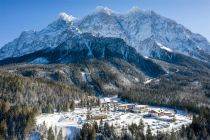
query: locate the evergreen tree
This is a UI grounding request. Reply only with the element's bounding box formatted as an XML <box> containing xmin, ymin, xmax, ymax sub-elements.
<box><xmin>170</xmin><ymin>129</ymin><xmax>177</xmax><ymax>140</ymax></box>
<box><xmin>114</xmin><ymin>105</ymin><xmax>117</xmax><ymax>112</ymax></box>
<box><xmin>180</xmin><ymin>125</ymin><xmax>186</xmax><ymax>138</ymax></box>
<box><xmin>1</xmin><ymin>101</ymin><xmax>10</xmax><ymax>112</ymax></box>
<box><xmin>103</xmin><ymin>122</ymin><xmax>112</xmax><ymax>138</ymax></box>
<box><xmin>57</xmin><ymin>129</ymin><xmax>63</xmax><ymax>140</ymax></box>
<box><xmin>121</xmin><ymin>132</ymin><xmax>131</xmax><ymax>140</ymax></box>
<box><xmin>138</xmin><ymin>119</ymin><xmax>144</xmax><ymax>133</ymax></box>
<box><xmin>97</xmin><ymin>99</ymin><xmax>101</xmax><ymax>106</ymax></box>
<box><xmin>80</xmin><ymin>123</ymin><xmax>88</xmax><ymax>140</ymax></box>
<box><xmin>191</xmin><ymin>133</ymin><xmax>196</xmax><ymax>140</ymax></box>
<box><xmin>99</xmin><ymin>119</ymin><xmax>103</xmax><ymax>133</ymax></box>
<box><xmin>63</xmin><ymin>102</ymin><xmax>69</xmax><ymax>112</ymax></box>
<box><xmin>70</xmin><ymin>101</ymin><xmax>75</xmax><ymax>111</ymax></box>
<box><xmin>47</xmin><ymin>127</ymin><xmax>55</xmax><ymax>140</ymax></box>
<box><xmin>107</xmin><ymin>105</ymin><xmax>110</xmax><ymax>112</ymax></box>
<box><xmin>201</xmin><ymin>128</ymin><xmax>208</xmax><ymax>140</ymax></box>
<box><xmin>101</xmin><ymin>122</ymin><xmax>117</xmax><ymax>139</ymax></box>
<box><xmin>47</xmin><ymin>103</ymin><xmax>54</xmax><ymax>113</ymax></box>
<box><xmin>54</xmin><ymin>126</ymin><xmax>57</xmax><ymax>136</ymax></box>
<box><xmin>0</xmin><ymin>120</ymin><xmax>8</xmax><ymax>138</ymax></box>
<box><xmin>90</xmin><ymin>126</ymin><xmax>96</xmax><ymax>140</ymax></box>
<box><xmin>146</xmin><ymin>125</ymin><xmax>153</xmax><ymax>140</ymax></box>
<box><xmin>188</xmin><ymin>128</ymin><xmax>196</xmax><ymax>140</ymax></box>
<box><xmin>93</xmin><ymin>121</ymin><xmax>99</xmax><ymax>133</ymax></box>
<box><xmin>128</xmin><ymin>123</ymin><xmax>138</xmax><ymax>138</ymax></box>
<box><xmin>80</xmin><ymin>123</ymin><xmax>93</xmax><ymax>140</ymax></box>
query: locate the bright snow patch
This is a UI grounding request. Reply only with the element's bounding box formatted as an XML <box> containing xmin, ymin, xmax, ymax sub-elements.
<box><xmin>81</xmin><ymin>72</ymin><xmax>87</xmax><ymax>82</ymax></box>
<box><xmin>144</xmin><ymin>56</ymin><xmax>149</xmax><ymax>59</ymax></box>
<box><xmin>144</xmin><ymin>79</ymin><xmax>153</xmax><ymax>84</ymax></box>
<box><xmin>134</xmin><ymin>78</ymin><xmax>139</xmax><ymax>82</ymax></box>
<box><xmin>84</xmin><ymin>41</ymin><xmax>93</xmax><ymax>56</ymax></box>
<box><xmin>30</xmin><ymin>58</ymin><xmax>49</xmax><ymax>64</ymax></box>
<box><xmin>156</xmin><ymin>42</ymin><xmax>173</xmax><ymax>52</ymax></box>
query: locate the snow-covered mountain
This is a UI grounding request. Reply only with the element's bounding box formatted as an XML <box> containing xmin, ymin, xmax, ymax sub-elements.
<box><xmin>77</xmin><ymin>6</ymin><xmax>210</xmax><ymax>62</ymax></box>
<box><xmin>0</xmin><ymin>6</ymin><xmax>210</xmax><ymax>63</ymax></box>
<box><xmin>0</xmin><ymin>13</ymin><xmax>80</xmax><ymax>60</ymax></box>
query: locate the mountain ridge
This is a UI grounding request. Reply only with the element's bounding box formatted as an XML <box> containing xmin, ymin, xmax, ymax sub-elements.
<box><xmin>1</xmin><ymin>7</ymin><xmax>210</xmax><ymax>63</ymax></box>
<box><xmin>77</xmin><ymin>7</ymin><xmax>210</xmax><ymax>62</ymax></box>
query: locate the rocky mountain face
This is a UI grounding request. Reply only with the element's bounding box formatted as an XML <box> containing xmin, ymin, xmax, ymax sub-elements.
<box><xmin>77</xmin><ymin>7</ymin><xmax>210</xmax><ymax>62</ymax></box>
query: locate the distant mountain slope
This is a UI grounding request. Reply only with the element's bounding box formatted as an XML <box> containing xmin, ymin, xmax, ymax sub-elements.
<box><xmin>0</xmin><ymin>59</ymin><xmax>146</xmax><ymax>95</ymax></box>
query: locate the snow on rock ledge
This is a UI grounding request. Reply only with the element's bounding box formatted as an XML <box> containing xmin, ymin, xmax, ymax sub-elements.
<box><xmin>156</xmin><ymin>42</ymin><xmax>173</xmax><ymax>52</ymax></box>
<box><xmin>59</xmin><ymin>12</ymin><xmax>76</xmax><ymax>22</ymax></box>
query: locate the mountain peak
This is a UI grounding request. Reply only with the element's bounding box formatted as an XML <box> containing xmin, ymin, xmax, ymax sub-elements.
<box><xmin>58</xmin><ymin>12</ymin><xmax>76</xmax><ymax>22</ymax></box>
<box><xmin>94</xmin><ymin>6</ymin><xmax>113</xmax><ymax>15</ymax></box>
<box><xmin>126</xmin><ymin>7</ymin><xmax>158</xmax><ymax>16</ymax></box>
<box><xmin>127</xmin><ymin>6</ymin><xmax>142</xmax><ymax>13</ymax></box>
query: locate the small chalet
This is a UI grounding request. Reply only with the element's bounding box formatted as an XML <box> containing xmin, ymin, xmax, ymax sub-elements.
<box><xmin>117</xmin><ymin>104</ymin><xmax>135</xmax><ymax>111</ymax></box>
<box><xmin>91</xmin><ymin>114</ymin><xmax>107</xmax><ymax>120</ymax></box>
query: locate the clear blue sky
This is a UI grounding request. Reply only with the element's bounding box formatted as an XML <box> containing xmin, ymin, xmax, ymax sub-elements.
<box><xmin>0</xmin><ymin>0</ymin><xmax>210</xmax><ymax>47</ymax></box>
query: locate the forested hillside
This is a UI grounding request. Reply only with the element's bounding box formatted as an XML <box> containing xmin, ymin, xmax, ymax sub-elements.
<box><xmin>0</xmin><ymin>71</ymin><xmax>87</xmax><ymax>139</ymax></box>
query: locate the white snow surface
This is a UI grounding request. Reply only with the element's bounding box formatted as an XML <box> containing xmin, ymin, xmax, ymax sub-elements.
<box><xmin>80</xmin><ymin>72</ymin><xmax>87</xmax><ymax>82</ymax></box>
<box><xmin>144</xmin><ymin>79</ymin><xmax>153</xmax><ymax>84</ymax></box>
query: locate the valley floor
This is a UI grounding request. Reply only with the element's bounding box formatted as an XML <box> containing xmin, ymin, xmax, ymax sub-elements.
<box><xmin>32</xmin><ymin>96</ymin><xmax>192</xmax><ymax>139</ymax></box>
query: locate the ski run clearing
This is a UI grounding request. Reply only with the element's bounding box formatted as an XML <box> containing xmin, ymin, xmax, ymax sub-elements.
<box><xmin>34</xmin><ymin>96</ymin><xmax>192</xmax><ymax>139</ymax></box>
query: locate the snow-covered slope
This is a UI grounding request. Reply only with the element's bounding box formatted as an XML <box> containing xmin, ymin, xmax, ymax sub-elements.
<box><xmin>0</xmin><ymin>7</ymin><xmax>210</xmax><ymax>63</ymax></box>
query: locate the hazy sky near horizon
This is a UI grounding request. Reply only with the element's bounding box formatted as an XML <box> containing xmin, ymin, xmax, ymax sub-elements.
<box><xmin>0</xmin><ymin>0</ymin><xmax>210</xmax><ymax>47</ymax></box>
